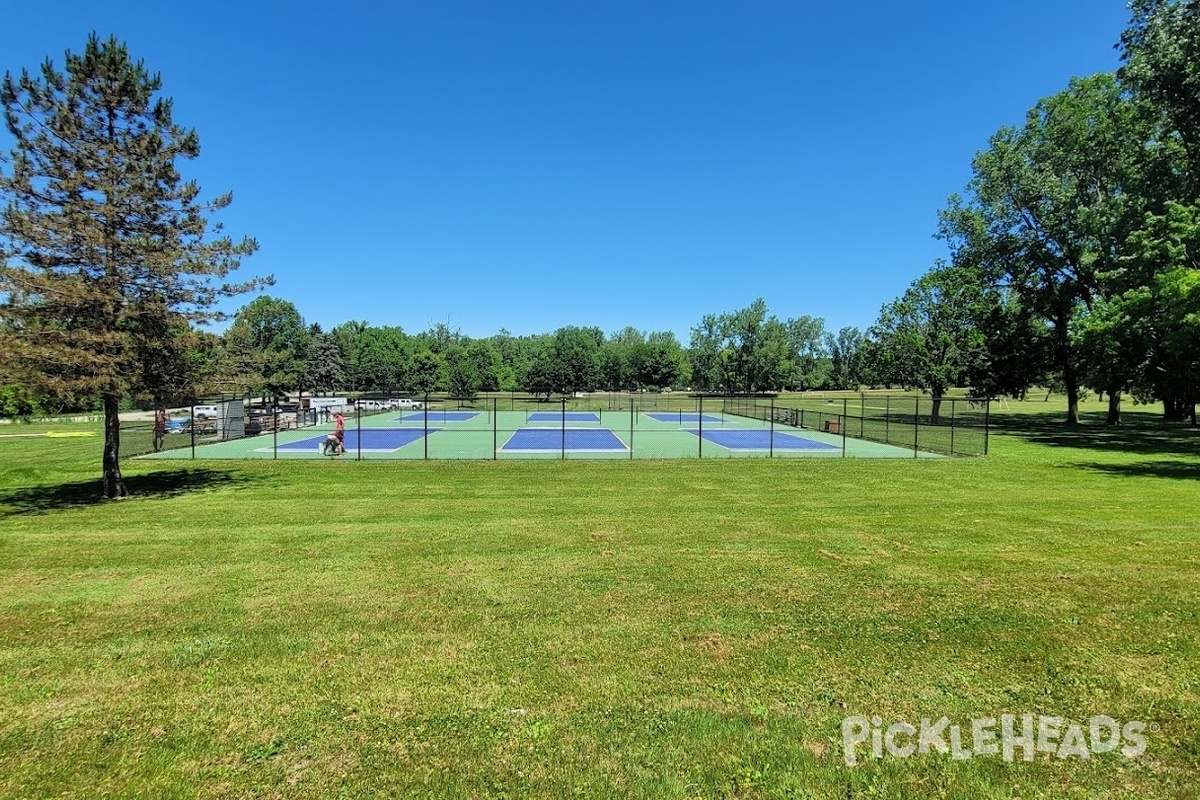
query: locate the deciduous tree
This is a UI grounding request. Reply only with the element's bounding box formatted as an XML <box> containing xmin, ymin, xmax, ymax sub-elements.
<box><xmin>939</xmin><ymin>75</ymin><xmax>1142</xmax><ymax>423</ymax></box>
<box><xmin>869</xmin><ymin>265</ymin><xmax>988</xmax><ymax>422</ymax></box>
<box><xmin>223</xmin><ymin>296</ymin><xmax>306</xmax><ymax>398</ymax></box>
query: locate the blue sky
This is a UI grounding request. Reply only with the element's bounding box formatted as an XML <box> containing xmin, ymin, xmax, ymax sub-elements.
<box><xmin>2</xmin><ymin>1</ymin><xmax>1131</xmax><ymax>342</ymax></box>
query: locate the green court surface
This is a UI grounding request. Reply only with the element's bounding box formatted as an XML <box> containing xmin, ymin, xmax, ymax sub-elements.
<box><xmin>141</xmin><ymin>409</ymin><xmax>939</xmax><ymax>460</ymax></box>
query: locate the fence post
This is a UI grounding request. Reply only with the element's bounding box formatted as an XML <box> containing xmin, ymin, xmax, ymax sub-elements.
<box><xmin>273</xmin><ymin>405</ymin><xmax>278</xmax><ymax>460</ymax></box>
<box><xmin>885</xmin><ymin>397</ymin><xmax>890</xmax><ymax>444</ymax></box>
<box><xmin>913</xmin><ymin>398</ymin><xmax>920</xmax><ymax>458</ymax></box>
<box><xmin>561</xmin><ymin>396</ymin><xmax>566</xmax><ymax>460</ymax></box>
<box><xmin>842</xmin><ymin>398</ymin><xmax>847</xmax><ymax>458</ymax></box>
<box><xmin>493</xmin><ymin>398</ymin><xmax>498</xmax><ymax>460</ymax></box>
<box><xmin>698</xmin><ymin>396</ymin><xmax>704</xmax><ymax>458</ymax></box>
<box><xmin>984</xmin><ymin>399</ymin><xmax>991</xmax><ymax>455</ymax></box>
<box><xmin>950</xmin><ymin>399</ymin><xmax>956</xmax><ymax>455</ymax></box>
<box><xmin>190</xmin><ymin>397</ymin><xmax>196</xmax><ymax>459</ymax></box>
<box><xmin>424</xmin><ymin>392</ymin><xmax>429</xmax><ymax>460</ymax></box>
<box><xmin>629</xmin><ymin>400</ymin><xmax>634</xmax><ymax>459</ymax></box>
<box><xmin>356</xmin><ymin>401</ymin><xmax>362</xmax><ymax>461</ymax></box>
<box><xmin>769</xmin><ymin>397</ymin><xmax>775</xmax><ymax>458</ymax></box>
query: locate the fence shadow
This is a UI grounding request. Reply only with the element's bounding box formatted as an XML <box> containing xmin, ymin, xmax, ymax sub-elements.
<box><xmin>0</xmin><ymin>468</ymin><xmax>265</xmax><ymax>518</ymax></box>
<box><xmin>991</xmin><ymin>411</ymin><xmax>1200</xmax><ymax>458</ymax></box>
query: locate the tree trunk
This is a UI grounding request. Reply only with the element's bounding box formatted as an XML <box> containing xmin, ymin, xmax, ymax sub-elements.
<box><xmin>930</xmin><ymin>393</ymin><xmax>943</xmax><ymax>424</ymax></box>
<box><xmin>1064</xmin><ymin>373</ymin><xmax>1080</xmax><ymax>424</ymax></box>
<box><xmin>1164</xmin><ymin>397</ymin><xmax>1186</xmax><ymax>422</ymax></box>
<box><xmin>1053</xmin><ymin>311</ymin><xmax>1080</xmax><ymax>424</ymax></box>
<box><xmin>1105</xmin><ymin>389</ymin><xmax>1122</xmax><ymax>426</ymax></box>
<box><xmin>102</xmin><ymin>393</ymin><xmax>128</xmax><ymax>499</ymax></box>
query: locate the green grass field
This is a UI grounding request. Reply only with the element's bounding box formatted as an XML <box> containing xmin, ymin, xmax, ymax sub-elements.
<box><xmin>1</xmin><ymin>396</ymin><xmax>1197</xmax><ymax>798</ymax></box>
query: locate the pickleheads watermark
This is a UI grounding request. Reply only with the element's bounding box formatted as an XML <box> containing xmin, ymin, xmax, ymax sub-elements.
<box><xmin>841</xmin><ymin>714</ymin><xmax>1152</xmax><ymax>767</ymax></box>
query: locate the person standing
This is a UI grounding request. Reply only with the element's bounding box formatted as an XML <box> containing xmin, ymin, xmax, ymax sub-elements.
<box><xmin>333</xmin><ymin>411</ymin><xmax>346</xmax><ymax>455</ymax></box>
<box><xmin>153</xmin><ymin>408</ymin><xmax>167</xmax><ymax>452</ymax></box>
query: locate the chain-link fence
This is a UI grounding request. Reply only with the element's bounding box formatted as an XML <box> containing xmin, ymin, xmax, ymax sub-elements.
<box><xmin>119</xmin><ymin>393</ymin><xmax>326</xmax><ymax>458</ymax></box>
<box><xmin>129</xmin><ymin>392</ymin><xmax>988</xmax><ymax>460</ymax></box>
<box><xmin>720</xmin><ymin>394</ymin><xmax>989</xmax><ymax>457</ymax></box>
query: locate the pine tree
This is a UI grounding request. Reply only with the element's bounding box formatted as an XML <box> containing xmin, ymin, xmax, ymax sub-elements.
<box><xmin>0</xmin><ymin>35</ymin><xmax>267</xmax><ymax>497</ymax></box>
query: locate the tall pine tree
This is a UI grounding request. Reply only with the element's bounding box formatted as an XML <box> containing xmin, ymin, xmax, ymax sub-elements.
<box><xmin>0</xmin><ymin>35</ymin><xmax>266</xmax><ymax>497</ymax></box>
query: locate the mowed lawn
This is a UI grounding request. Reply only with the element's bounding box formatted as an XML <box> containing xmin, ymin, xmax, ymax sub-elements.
<box><xmin>0</xmin><ymin>399</ymin><xmax>1197</xmax><ymax>799</ymax></box>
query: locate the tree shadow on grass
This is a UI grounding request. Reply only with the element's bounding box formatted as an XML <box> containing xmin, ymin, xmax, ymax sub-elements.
<box><xmin>1076</xmin><ymin>460</ymin><xmax>1200</xmax><ymax>481</ymax></box>
<box><xmin>991</xmin><ymin>410</ymin><xmax>1200</xmax><ymax>458</ymax></box>
<box><xmin>0</xmin><ymin>468</ymin><xmax>267</xmax><ymax>518</ymax></box>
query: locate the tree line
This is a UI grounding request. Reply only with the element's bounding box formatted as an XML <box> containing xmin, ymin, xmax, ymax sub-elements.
<box><xmin>172</xmin><ymin>294</ymin><xmax>876</xmax><ymax>402</ymax></box>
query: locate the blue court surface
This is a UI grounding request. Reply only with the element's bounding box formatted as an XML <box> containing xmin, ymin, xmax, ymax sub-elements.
<box><xmin>527</xmin><ymin>411</ymin><xmax>601</xmax><ymax>423</ymax></box>
<box><xmin>399</xmin><ymin>411</ymin><xmax>480</xmax><ymax>422</ymax></box>
<box><xmin>688</xmin><ymin>429</ymin><xmax>839</xmax><ymax>451</ymax></box>
<box><xmin>501</xmin><ymin>427</ymin><xmax>627</xmax><ymax>452</ymax></box>
<box><xmin>645</xmin><ymin>412</ymin><xmax>726</xmax><ymax>424</ymax></box>
<box><xmin>274</xmin><ymin>428</ymin><xmax>438</xmax><ymax>452</ymax></box>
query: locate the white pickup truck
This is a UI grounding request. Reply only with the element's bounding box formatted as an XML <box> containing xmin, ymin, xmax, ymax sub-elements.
<box><xmin>192</xmin><ymin>404</ymin><xmax>220</xmax><ymax>420</ymax></box>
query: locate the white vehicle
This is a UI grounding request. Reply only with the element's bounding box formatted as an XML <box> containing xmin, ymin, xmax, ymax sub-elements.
<box><xmin>396</xmin><ymin>398</ymin><xmax>424</xmax><ymax>410</ymax></box>
<box><xmin>192</xmin><ymin>404</ymin><xmax>220</xmax><ymax>420</ymax></box>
